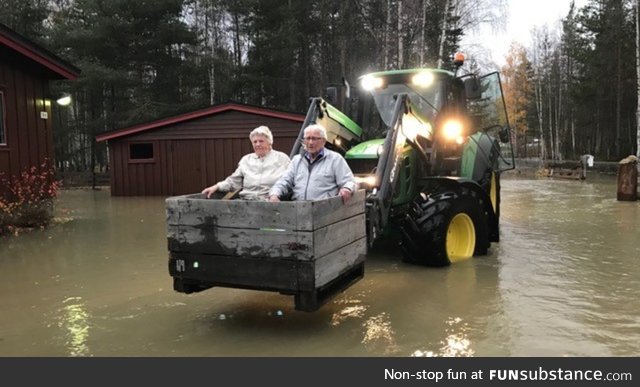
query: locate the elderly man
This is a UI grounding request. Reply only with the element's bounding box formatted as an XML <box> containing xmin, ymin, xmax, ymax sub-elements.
<box><xmin>268</xmin><ymin>124</ymin><xmax>356</xmax><ymax>203</ymax></box>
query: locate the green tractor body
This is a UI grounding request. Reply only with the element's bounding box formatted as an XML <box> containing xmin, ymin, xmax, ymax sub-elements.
<box><xmin>346</xmin><ymin>139</ymin><xmax>418</xmax><ymax>208</ymax></box>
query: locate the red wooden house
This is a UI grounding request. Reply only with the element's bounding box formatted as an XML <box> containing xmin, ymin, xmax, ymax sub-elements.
<box><xmin>95</xmin><ymin>102</ymin><xmax>305</xmax><ymax>196</ymax></box>
<box><xmin>0</xmin><ymin>23</ymin><xmax>80</xmax><ymax>189</ymax></box>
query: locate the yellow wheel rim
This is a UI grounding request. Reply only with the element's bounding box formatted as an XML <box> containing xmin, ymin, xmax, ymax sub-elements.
<box><xmin>446</xmin><ymin>213</ymin><xmax>476</xmax><ymax>262</ymax></box>
<box><xmin>490</xmin><ymin>172</ymin><xmax>497</xmax><ymax>213</ymax></box>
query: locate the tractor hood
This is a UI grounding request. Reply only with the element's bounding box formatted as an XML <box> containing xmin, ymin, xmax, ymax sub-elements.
<box><xmin>345</xmin><ymin>138</ymin><xmax>385</xmax><ymax>159</ymax></box>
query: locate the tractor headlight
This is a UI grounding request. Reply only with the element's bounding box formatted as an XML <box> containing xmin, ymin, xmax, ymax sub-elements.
<box><xmin>402</xmin><ymin>115</ymin><xmax>432</xmax><ymax>141</ymax></box>
<box><xmin>442</xmin><ymin>120</ymin><xmax>463</xmax><ymax>142</ymax></box>
<box><xmin>361</xmin><ymin>75</ymin><xmax>383</xmax><ymax>91</ymax></box>
<box><xmin>411</xmin><ymin>71</ymin><xmax>433</xmax><ymax>88</ymax></box>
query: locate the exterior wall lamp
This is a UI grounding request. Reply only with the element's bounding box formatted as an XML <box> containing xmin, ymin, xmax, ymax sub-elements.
<box><xmin>56</xmin><ymin>94</ymin><xmax>72</xmax><ymax>106</ymax></box>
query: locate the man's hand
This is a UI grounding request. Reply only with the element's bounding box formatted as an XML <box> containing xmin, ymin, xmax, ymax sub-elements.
<box><xmin>201</xmin><ymin>184</ymin><xmax>218</xmax><ymax>199</ymax></box>
<box><xmin>338</xmin><ymin>188</ymin><xmax>352</xmax><ymax>204</ymax></box>
<box><xmin>268</xmin><ymin>195</ymin><xmax>280</xmax><ymax>202</ymax></box>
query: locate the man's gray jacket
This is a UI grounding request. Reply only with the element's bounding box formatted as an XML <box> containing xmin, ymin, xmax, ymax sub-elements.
<box><xmin>269</xmin><ymin>148</ymin><xmax>356</xmax><ymax>201</ymax></box>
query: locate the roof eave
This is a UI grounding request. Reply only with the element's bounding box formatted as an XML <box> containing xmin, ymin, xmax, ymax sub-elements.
<box><xmin>95</xmin><ymin>103</ymin><xmax>305</xmax><ymax>143</ymax></box>
<box><xmin>0</xmin><ymin>24</ymin><xmax>80</xmax><ymax>80</ymax></box>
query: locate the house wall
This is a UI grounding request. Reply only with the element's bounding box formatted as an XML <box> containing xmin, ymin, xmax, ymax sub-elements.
<box><xmin>108</xmin><ymin>110</ymin><xmax>301</xmax><ymax>196</ymax></box>
<box><xmin>0</xmin><ymin>50</ymin><xmax>54</xmax><ymax>186</ymax></box>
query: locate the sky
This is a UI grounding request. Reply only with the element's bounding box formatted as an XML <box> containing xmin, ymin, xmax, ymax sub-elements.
<box><xmin>461</xmin><ymin>0</ymin><xmax>589</xmax><ymax>69</ymax></box>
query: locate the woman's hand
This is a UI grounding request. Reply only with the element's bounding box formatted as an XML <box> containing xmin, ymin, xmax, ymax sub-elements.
<box><xmin>268</xmin><ymin>195</ymin><xmax>280</xmax><ymax>202</ymax></box>
<box><xmin>202</xmin><ymin>184</ymin><xmax>218</xmax><ymax>199</ymax></box>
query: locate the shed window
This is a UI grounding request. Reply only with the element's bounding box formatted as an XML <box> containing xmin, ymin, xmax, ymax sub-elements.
<box><xmin>0</xmin><ymin>90</ymin><xmax>6</xmax><ymax>145</ymax></box>
<box><xmin>129</xmin><ymin>142</ymin><xmax>154</xmax><ymax>160</ymax></box>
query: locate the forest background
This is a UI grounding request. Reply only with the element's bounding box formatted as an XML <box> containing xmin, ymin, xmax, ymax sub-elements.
<box><xmin>1</xmin><ymin>0</ymin><xmax>639</xmax><ymax>174</ymax></box>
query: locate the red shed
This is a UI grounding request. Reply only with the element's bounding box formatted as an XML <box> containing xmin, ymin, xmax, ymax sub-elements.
<box><xmin>0</xmin><ymin>23</ymin><xmax>79</xmax><ymax>190</ymax></box>
<box><xmin>95</xmin><ymin>102</ymin><xmax>305</xmax><ymax>196</ymax></box>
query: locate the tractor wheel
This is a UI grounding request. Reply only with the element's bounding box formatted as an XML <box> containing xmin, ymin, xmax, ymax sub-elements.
<box><xmin>400</xmin><ymin>188</ymin><xmax>489</xmax><ymax>267</ymax></box>
<box><xmin>479</xmin><ymin>169</ymin><xmax>501</xmax><ymax>242</ymax></box>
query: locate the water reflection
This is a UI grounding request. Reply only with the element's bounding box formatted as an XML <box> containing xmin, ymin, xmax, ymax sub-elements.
<box><xmin>330</xmin><ymin>303</ymin><xmax>366</xmax><ymax>326</ymax></box>
<box><xmin>440</xmin><ymin>317</ymin><xmax>474</xmax><ymax>357</ymax></box>
<box><xmin>57</xmin><ymin>297</ymin><xmax>90</xmax><ymax>357</ymax></box>
<box><xmin>410</xmin><ymin>318</ymin><xmax>474</xmax><ymax>357</ymax></box>
<box><xmin>361</xmin><ymin>313</ymin><xmax>399</xmax><ymax>355</ymax></box>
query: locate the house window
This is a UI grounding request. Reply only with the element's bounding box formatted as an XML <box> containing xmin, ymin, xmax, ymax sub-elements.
<box><xmin>129</xmin><ymin>142</ymin><xmax>155</xmax><ymax>162</ymax></box>
<box><xmin>0</xmin><ymin>90</ymin><xmax>6</xmax><ymax>145</ymax></box>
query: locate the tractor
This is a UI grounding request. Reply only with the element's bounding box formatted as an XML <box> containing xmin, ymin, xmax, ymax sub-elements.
<box><xmin>295</xmin><ymin>54</ymin><xmax>515</xmax><ymax>266</ymax></box>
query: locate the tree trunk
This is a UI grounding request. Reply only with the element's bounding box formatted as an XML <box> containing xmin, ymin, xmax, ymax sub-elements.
<box><xmin>556</xmin><ymin>70</ymin><xmax>562</xmax><ymax>161</ymax></box>
<box><xmin>437</xmin><ymin>0</ymin><xmax>451</xmax><ymax>69</ymax></box>
<box><xmin>535</xmin><ymin>72</ymin><xmax>546</xmax><ymax>160</ymax></box>
<box><xmin>385</xmin><ymin>0</ymin><xmax>392</xmax><ymax>69</ymax></box>
<box><xmin>233</xmin><ymin>10</ymin><xmax>242</xmax><ymax>100</ymax></box>
<box><xmin>616</xmin><ymin>43</ymin><xmax>622</xmax><ymax>157</ymax></box>
<box><xmin>571</xmin><ymin>118</ymin><xmax>576</xmax><ymax>157</ymax></box>
<box><xmin>340</xmin><ymin>1</ymin><xmax>348</xmax><ymax>78</ymax></box>
<box><xmin>568</xmin><ymin>47</ymin><xmax>576</xmax><ymax>157</ymax></box>
<box><xmin>420</xmin><ymin>0</ymin><xmax>427</xmax><ymax>66</ymax></box>
<box><xmin>547</xmin><ymin>75</ymin><xmax>554</xmax><ymax>160</ymax></box>
<box><xmin>397</xmin><ymin>0</ymin><xmax>403</xmax><ymax>69</ymax></box>
<box><xmin>205</xmin><ymin>2</ymin><xmax>218</xmax><ymax>105</ymax></box>
<box><xmin>636</xmin><ymin>0</ymin><xmax>640</xmax><ymax>157</ymax></box>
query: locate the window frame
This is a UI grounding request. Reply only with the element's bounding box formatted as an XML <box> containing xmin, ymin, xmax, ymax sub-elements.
<box><xmin>127</xmin><ymin>141</ymin><xmax>157</xmax><ymax>164</ymax></box>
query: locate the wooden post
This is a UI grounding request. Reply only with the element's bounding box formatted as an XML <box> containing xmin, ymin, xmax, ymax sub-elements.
<box><xmin>617</xmin><ymin>155</ymin><xmax>638</xmax><ymax>201</ymax></box>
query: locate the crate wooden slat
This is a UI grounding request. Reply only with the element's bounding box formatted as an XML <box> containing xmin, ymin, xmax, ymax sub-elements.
<box><xmin>166</xmin><ymin>191</ymin><xmax>365</xmax><ymax>231</ymax></box>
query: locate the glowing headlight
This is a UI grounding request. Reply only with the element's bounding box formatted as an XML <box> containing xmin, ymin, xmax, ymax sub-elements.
<box><xmin>355</xmin><ymin>175</ymin><xmax>378</xmax><ymax>187</ymax></box>
<box><xmin>411</xmin><ymin>71</ymin><xmax>433</xmax><ymax>88</ymax></box>
<box><xmin>442</xmin><ymin>120</ymin><xmax>463</xmax><ymax>141</ymax></box>
<box><xmin>402</xmin><ymin>115</ymin><xmax>432</xmax><ymax>141</ymax></box>
<box><xmin>361</xmin><ymin>75</ymin><xmax>383</xmax><ymax>91</ymax></box>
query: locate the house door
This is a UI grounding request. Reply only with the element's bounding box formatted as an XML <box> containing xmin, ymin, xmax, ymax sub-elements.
<box><xmin>171</xmin><ymin>140</ymin><xmax>203</xmax><ymax>195</ymax></box>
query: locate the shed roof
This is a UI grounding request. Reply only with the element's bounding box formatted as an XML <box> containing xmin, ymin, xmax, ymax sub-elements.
<box><xmin>0</xmin><ymin>23</ymin><xmax>80</xmax><ymax>80</ymax></box>
<box><xmin>95</xmin><ymin>102</ymin><xmax>306</xmax><ymax>142</ymax></box>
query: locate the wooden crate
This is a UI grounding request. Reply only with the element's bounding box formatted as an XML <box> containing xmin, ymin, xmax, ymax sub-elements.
<box><xmin>166</xmin><ymin>190</ymin><xmax>367</xmax><ymax>311</ymax></box>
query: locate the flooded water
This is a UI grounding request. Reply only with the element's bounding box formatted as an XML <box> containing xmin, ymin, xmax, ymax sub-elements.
<box><xmin>1</xmin><ymin>175</ymin><xmax>639</xmax><ymax>356</ymax></box>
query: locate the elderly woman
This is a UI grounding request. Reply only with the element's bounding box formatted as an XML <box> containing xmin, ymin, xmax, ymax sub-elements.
<box><xmin>202</xmin><ymin>126</ymin><xmax>290</xmax><ymax>200</ymax></box>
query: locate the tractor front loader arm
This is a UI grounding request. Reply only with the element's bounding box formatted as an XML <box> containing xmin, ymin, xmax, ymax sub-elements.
<box><xmin>291</xmin><ymin>98</ymin><xmax>364</xmax><ymax>158</ymax></box>
<box><xmin>366</xmin><ymin>94</ymin><xmax>411</xmax><ymax>246</ymax></box>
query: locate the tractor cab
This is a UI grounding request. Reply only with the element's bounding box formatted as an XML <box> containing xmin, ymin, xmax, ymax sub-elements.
<box><xmin>360</xmin><ymin>69</ymin><xmax>452</xmax><ymax>130</ymax></box>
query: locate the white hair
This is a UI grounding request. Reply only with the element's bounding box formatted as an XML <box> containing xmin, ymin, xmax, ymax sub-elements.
<box><xmin>304</xmin><ymin>124</ymin><xmax>327</xmax><ymax>139</ymax></box>
<box><xmin>249</xmin><ymin>125</ymin><xmax>273</xmax><ymax>144</ymax></box>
